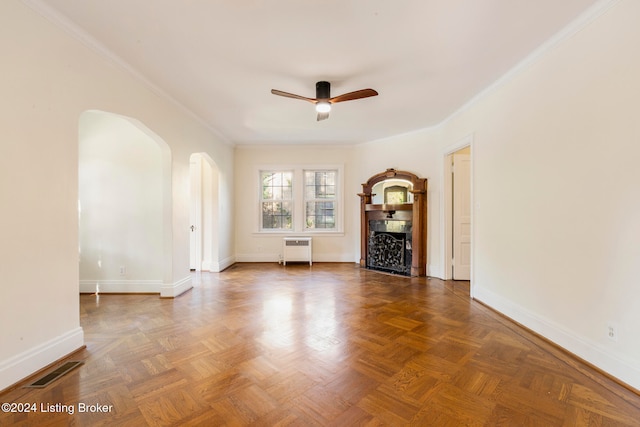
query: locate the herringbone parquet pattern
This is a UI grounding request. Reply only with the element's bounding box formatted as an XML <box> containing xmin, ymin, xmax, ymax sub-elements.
<box><xmin>1</xmin><ymin>263</ymin><xmax>639</xmax><ymax>426</ymax></box>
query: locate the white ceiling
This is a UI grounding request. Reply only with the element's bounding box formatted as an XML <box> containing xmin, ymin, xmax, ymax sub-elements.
<box><xmin>31</xmin><ymin>0</ymin><xmax>599</xmax><ymax>145</ymax></box>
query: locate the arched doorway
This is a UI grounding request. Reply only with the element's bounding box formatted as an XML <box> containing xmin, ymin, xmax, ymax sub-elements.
<box><xmin>78</xmin><ymin>110</ymin><xmax>172</xmax><ymax>293</ymax></box>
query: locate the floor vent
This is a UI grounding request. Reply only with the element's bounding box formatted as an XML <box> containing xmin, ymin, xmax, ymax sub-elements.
<box><xmin>26</xmin><ymin>361</ymin><xmax>84</xmax><ymax>388</ymax></box>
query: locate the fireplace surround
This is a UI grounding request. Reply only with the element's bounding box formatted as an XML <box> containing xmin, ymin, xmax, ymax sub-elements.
<box><xmin>358</xmin><ymin>169</ymin><xmax>427</xmax><ymax>276</ymax></box>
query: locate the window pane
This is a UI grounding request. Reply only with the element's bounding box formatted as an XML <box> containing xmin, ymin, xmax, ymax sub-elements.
<box><xmin>262</xmin><ymin>186</ymin><xmax>273</xmax><ymax>200</ymax></box>
<box><xmin>262</xmin><ymin>171</ymin><xmax>292</xmax><ymax>201</ymax></box>
<box><xmin>304</xmin><ymin>171</ymin><xmax>336</xmax><ymax>199</ymax></box>
<box><xmin>305</xmin><ymin>201</ymin><xmax>335</xmax><ymax>229</ymax></box>
<box><xmin>262</xmin><ymin>201</ymin><xmax>292</xmax><ymax>230</ymax></box>
<box><xmin>320</xmin><ymin>185</ymin><xmax>335</xmax><ymax>198</ymax></box>
<box><xmin>282</xmin><ymin>185</ymin><xmax>292</xmax><ymax>200</ymax></box>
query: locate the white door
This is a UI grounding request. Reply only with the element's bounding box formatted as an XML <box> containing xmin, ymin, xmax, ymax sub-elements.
<box><xmin>453</xmin><ymin>153</ymin><xmax>471</xmax><ymax>280</ymax></box>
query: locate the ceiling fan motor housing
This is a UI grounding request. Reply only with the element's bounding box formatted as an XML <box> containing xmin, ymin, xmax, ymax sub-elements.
<box><xmin>316</xmin><ymin>81</ymin><xmax>331</xmax><ymax>100</ymax></box>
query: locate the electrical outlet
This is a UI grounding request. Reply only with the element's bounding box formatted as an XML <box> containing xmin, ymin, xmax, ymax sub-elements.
<box><xmin>607</xmin><ymin>322</ymin><xmax>618</xmax><ymax>342</ymax></box>
<box><xmin>119</xmin><ymin>266</ymin><xmax>126</xmax><ymax>276</ymax></box>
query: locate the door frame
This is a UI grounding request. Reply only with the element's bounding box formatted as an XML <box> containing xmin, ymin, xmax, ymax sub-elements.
<box><xmin>189</xmin><ymin>152</ymin><xmax>221</xmax><ymax>272</ymax></box>
<box><xmin>452</xmin><ymin>151</ymin><xmax>471</xmax><ymax>281</ymax></box>
<box><xmin>442</xmin><ymin>134</ymin><xmax>474</xmax><ymax>296</ymax></box>
<box><xmin>189</xmin><ymin>155</ymin><xmax>203</xmax><ymax>271</ymax></box>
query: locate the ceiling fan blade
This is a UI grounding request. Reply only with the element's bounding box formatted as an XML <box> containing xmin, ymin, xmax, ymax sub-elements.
<box><xmin>317</xmin><ymin>111</ymin><xmax>330</xmax><ymax>121</ymax></box>
<box><xmin>271</xmin><ymin>89</ymin><xmax>317</xmax><ymax>103</ymax></box>
<box><xmin>329</xmin><ymin>88</ymin><xmax>378</xmax><ymax>104</ymax></box>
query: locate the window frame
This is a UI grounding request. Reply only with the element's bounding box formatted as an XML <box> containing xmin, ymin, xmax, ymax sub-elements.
<box><xmin>303</xmin><ymin>169</ymin><xmax>338</xmax><ymax>231</ymax></box>
<box><xmin>256</xmin><ymin>165</ymin><xmax>344</xmax><ymax>235</ymax></box>
<box><xmin>258</xmin><ymin>169</ymin><xmax>294</xmax><ymax>232</ymax></box>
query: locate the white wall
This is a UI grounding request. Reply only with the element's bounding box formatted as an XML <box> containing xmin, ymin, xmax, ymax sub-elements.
<box><xmin>458</xmin><ymin>0</ymin><xmax>640</xmax><ymax>389</ymax></box>
<box><xmin>78</xmin><ymin>111</ymin><xmax>164</xmax><ymax>292</ymax></box>
<box><xmin>234</xmin><ymin>138</ymin><xmax>442</xmax><ymax>275</ymax></box>
<box><xmin>232</xmin><ymin>0</ymin><xmax>639</xmax><ymax>391</ymax></box>
<box><xmin>0</xmin><ymin>0</ymin><xmax>233</xmax><ymax>390</ymax></box>
<box><xmin>361</xmin><ymin>0</ymin><xmax>640</xmax><ymax>389</ymax></box>
<box><xmin>234</xmin><ymin>145</ymin><xmax>357</xmax><ymax>263</ymax></box>
<box><xmin>354</xmin><ymin>129</ymin><xmax>443</xmax><ymax>277</ymax></box>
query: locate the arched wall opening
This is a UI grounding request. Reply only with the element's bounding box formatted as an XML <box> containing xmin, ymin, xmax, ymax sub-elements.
<box><xmin>78</xmin><ymin>110</ymin><xmax>172</xmax><ymax>293</ymax></box>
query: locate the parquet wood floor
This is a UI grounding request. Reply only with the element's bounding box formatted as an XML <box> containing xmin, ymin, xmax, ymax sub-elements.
<box><xmin>2</xmin><ymin>263</ymin><xmax>639</xmax><ymax>426</ymax></box>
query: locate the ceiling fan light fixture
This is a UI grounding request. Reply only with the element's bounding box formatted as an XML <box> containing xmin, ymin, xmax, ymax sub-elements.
<box><xmin>272</xmin><ymin>81</ymin><xmax>377</xmax><ymax>121</ymax></box>
<box><xmin>315</xmin><ymin>101</ymin><xmax>331</xmax><ymax>113</ymax></box>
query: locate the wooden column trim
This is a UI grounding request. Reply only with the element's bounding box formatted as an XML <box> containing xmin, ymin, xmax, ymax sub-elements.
<box><xmin>357</xmin><ymin>192</ymin><xmax>371</xmax><ymax>267</ymax></box>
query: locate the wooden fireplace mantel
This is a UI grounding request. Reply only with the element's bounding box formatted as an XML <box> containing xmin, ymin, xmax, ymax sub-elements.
<box><xmin>358</xmin><ymin>168</ymin><xmax>428</xmax><ymax>276</ymax></box>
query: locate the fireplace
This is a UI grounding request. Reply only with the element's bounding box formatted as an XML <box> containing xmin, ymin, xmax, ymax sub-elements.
<box><xmin>367</xmin><ymin>220</ymin><xmax>412</xmax><ymax>275</ymax></box>
<box><xmin>358</xmin><ymin>169</ymin><xmax>427</xmax><ymax>277</ymax></box>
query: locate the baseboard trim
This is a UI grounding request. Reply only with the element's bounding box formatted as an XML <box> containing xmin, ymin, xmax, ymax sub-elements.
<box><xmin>473</xmin><ymin>286</ymin><xmax>640</xmax><ymax>392</ymax></box>
<box><xmin>79</xmin><ymin>279</ymin><xmax>163</xmax><ymax>294</ymax></box>
<box><xmin>235</xmin><ymin>254</ymin><xmax>353</xmax><ymax>263</ymax></box>
<box><xmin>0</xmin><ymin>327</ymin><xmax>84</xmax><ymax>391</ymax></box>
<box><xmin>160</xmin><ymin>276</ymin><xmax>192</xmax><ymax>298</ymax></box>
<box><xmin>218</xmin><ymin>256</ymin><xmax>236</xmax><ymax>271</ymax></box>
<box><xmin>206</xmin><ymin>255</ymin><xmax>236</xmax><ymax>272</ymax></box>
<box><xmin>235</xmin><ymin>254</ymin><xmax>279</xmax><ymax>263</ymax></box>
<box><xmin>427</xmin><ymin>263</ymin><xmax>442</xmax><ymax>279</ymax></box>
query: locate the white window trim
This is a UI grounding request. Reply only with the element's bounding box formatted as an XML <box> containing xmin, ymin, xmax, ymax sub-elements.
<box><xmin>256</xmin><ymin>164</ymin><xmax>344</xmax><ymax>235</ymax></box>
<box><xmin>258</xmin><ymin>169</ymin><xmax>294</xmax><ymax>232</ymax></box>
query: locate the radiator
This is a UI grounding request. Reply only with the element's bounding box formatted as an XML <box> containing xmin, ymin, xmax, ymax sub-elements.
<box><xmin>282</xmin><ymin>237</ymin><xmax>312</xmax><ymax>265</ymax></box>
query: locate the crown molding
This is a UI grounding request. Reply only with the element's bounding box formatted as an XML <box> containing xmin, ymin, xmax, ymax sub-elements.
<box><xmin>437</xmin><ymin>0</ymin><xmax>621</xmax><ymax>130</ymax></box>
<box><xmin>20</xmin><ymin>0</ymin><xmax>234</xmax><ymax>146</ymax></box>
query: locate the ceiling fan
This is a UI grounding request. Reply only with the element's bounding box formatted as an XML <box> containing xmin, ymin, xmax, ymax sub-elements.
<box><xmin>271</xmin><ymin>81</ymin><xmax>378</xmax><ymax>121</ymax></box>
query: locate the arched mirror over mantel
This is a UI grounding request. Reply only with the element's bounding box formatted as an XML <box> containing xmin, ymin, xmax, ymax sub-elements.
<box><xmin>358</xmin><ymin>169</ymin><xmax>427</xmax><ymax>277</ymax></box>
<box><xmin>371</xmin><ymin>179</ymin><xmax>414</xmax><ymax>204</ymax></box>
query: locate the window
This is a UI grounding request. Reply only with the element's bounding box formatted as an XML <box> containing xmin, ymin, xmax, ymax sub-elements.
<box><xmin>260</xmin><ymin>171</ymin><xmax>293</xmax><ymax>230</ymax></box>
<box><xmin>258</xmin><ymin>166</ymin><xmax>342</xmax><ymax>233</ymax></box>
<box><xmin>304</xmin><ymin>170</ymin><xmax>336</xmax><ymax>230</ymax></box>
